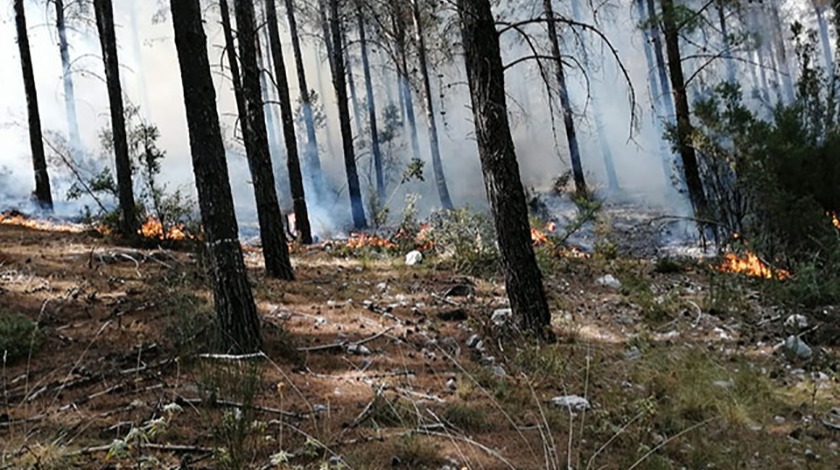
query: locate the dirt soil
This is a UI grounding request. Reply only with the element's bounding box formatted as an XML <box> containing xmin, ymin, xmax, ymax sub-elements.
<box><xmin>0</xmin><ymin>222</ymin><xmax>838</xmax><ymax>469</ymax></box>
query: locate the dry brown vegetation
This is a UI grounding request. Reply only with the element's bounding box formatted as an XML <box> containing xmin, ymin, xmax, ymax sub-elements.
<box><xmin>0</xmin><ymin>223</ymin><xmax>838</xmax><ymax>469</ymax></box>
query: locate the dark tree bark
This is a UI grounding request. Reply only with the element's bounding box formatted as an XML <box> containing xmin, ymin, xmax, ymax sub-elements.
<box><xmin>283</xmin><ymin>0</ymin><xmax>324</xmax><ymax>195</ymax></box>
<box><xmin>543</xmin><ymin>0</ymin><xmax>587</xmax><ymax>197</ymax></box>
<box><xmin>356</xmin><ymin>2</ymin><xmax>385</xmax><ymax>201</ymax></box>
<box><xmin>328</xmin><ymin>0</ymin><xmax>367</xmax><ymax>228</ymax></box>
<box><xmin>219</xmin><ymin>0</ymin><xmax>250</xmax><ymax>144</ymax></box>
<box><xmin>660</xmin><ymin>0</ymin><xmax>708</xmax><ymax>216</ymax></box>
<box><xmin>457</xmin><ymin>0</ymin><xmax>552</xmax><ymax>340</ymax></box>
<box><xmin>410</xmin><ymin>0</ymin><xmax>454</xmax><ymax>210</ymax></box>
<box><xmin>234</xmin><ymin>0</ymin><xmax>295</xmax><ymax>279</ymax></box>
<box><xmin>94</xmin><ymin>0</ymin><xmax>138</xmax><ymax>236</ymax></box>
<box><xmin>15</xmin><ymin>0</ymin><xmax>53</xmax><ymax>211</ymax></box>
<box><xmin>170</xmin><ymin>0</ymin><xmax>262</xmax><ymax>354</ymax></box>
<box><xmin>266</xmin><ymin>0</ymin><xmax>313</xmax><ymax>244</ymax></box>
<box><xmin>54</xmin><ymin>0</ymin><xmax>83</xmax><ymax>159</ymax></box>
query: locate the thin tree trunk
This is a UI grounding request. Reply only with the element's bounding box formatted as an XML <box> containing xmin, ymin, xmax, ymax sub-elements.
<box><xmin>635</xmin><ymin>0</ymin><xmax>674</xmax><ymax>183</ymax></box>
<box><xmin>660</xmin><ymin>0</ymin><xmax>708</xmax><ymax>217</ymax></box>
<box><xmin>255</xmin><ymin>23</ymin><xmax>284</xmax><ymax>187</ymax></box>
<box><xmin>646</xmin><ymin>0</ymin><xmax>676</xmax><ymax>122</ymax></box>
<box><xmin>54</xmin><ymin>0</ymin><xmax>83</xmax><ymax>160</ymax></box>
<box><xmin>342</xmin><ymin>29</ymin><xmax>365</xmax><ymax>137</ymax></box>
<box><xmin>234</xmin><ymin>0</ymin><xmax>295</xmax><ymax>279</ymax></box>
<box><xmin>569</xmin><ymin>0</ymin><xmax>618</xmax><ymax>191</ymax></box>
<box><xmin>94</xmin><ymin>0</ymin><xmax>138</xmax><ymax>236</ymax></box>
<box><xmin>543</xmin><ymin>0</ymin><xmax>587</xmax><ymax>196</ymax></box>
<box><xmin>328</xmin><ymin>0</ymin><xmax>367</xmax><ymax>228</ymax></box>
<box><xmin>716</xmin><ymin>1</ymin><xmax>737</xmax><ymax>84</ymax></box>
<box><xmin>219</xmin><ymin>0</ymin><xmax>250</xmax><ymax>145</ymax></box>
<box><xmin>457</xmin><ymin>0</ymin><xmax>552</xmax><ymax>340</ymax></box>
<box><xmin>266</xmin><ymin>0</ymin><xmax>313</xmax><ymax>244</ymax></box>
<box><xmin>170</xmin><ymin>0</ymin><xmax>262</xmax><ymax>354</ymax></box>
<box><xmin>748</xmin><ymin>6</ymin><xmax>772</xmax><ymax>105</ymax></box>
<box><xmin>283</xmin><ymin>0</ymin><xmax>324</xmax><ymax>196</ymax></box>
<box><xmin>769</xmin><ymin>1</ymin><xmax>795</xmax><ymax>103</ymax></box>
<box><xmin>15</xmin><ymin>0</ymin><xmax>52</xmax><ymax>211</ymax></box>
<box><xmin>814</xmin><ymin>4</ymin><xmax>835</xmax><ymax>74</ymax></box>
<box><xmin>356</xmin><ymin>2</ymin><xmax>385</xmax><ymax>201</ymax></box>
<box><xmin>410</xmin><ymin>0</ymin><xmax>454</xmax><ymax>210</ymax></box>
<box><xmin>391</xmin><ymin>2</ymin><xmax>422</xmax><ymax>162</ymax></box>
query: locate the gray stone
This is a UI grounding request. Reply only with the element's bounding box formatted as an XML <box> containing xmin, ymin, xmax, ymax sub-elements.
<box><xmin>784</xmin><ymin>314</ymin><xmax>809</xmax><ymax>330</ymax></box>
<box><xmin>624</xmin><ymin>346</ymin><xmax>642</xmax><ymax>361</ymax></box>
<box><xmin>595</xmin><ymin>274</ymin><xmax>621</xmax><ymax>289</ymax></box>
<box><xmin>492</xmin><ymin>365</ymin><xmax>507</xmax><ymax>377</ymax></box>
<box><xmin>466</xmin><ymin>334</ymin><xmax>481</xmax><ymax>348</ymax></box>
<box><xmin>784</xmin><ymin>335</ymin><xmax>813</xmax><ymax>359</ymax></box>
<box><xmin>550</xmin><ymin>395</ymin><xmax>591</xmax><ymax>411</ymax></box>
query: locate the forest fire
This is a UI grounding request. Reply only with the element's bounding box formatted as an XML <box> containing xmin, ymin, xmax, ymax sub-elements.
<box><xmin>139</xmin><ymin>216</ymin><xmax>189</xmax><ymax>241</ymax></box>
<box><xmin>346</xmin><ymin>233</ymin><xmax>396</xmax><ymax>249</ymax></box>
<box><xmin>531</xmin><ymin>221</ymin><xmax>557</xmax><ymax>246</ymax></box>
<box><xmin>718</xmin><ymin>252</ymin><xmax>790</xmax><ymax>280</ymax></box>
<box><xmin>0</xmin><ymin>210</ymin><xmax>85</xmax><ymax>233</ymax></box>
<box><xmin>829</xmin><ymin>212</ymin><xmax>840</xmax><ymax>230</ymax></box>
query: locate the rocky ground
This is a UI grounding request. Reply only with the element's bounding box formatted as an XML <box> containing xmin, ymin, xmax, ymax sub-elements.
<box><xmin>0</xmin><ymin>213</ymin><xmax>838</xmax><ymax>469</ymax></box>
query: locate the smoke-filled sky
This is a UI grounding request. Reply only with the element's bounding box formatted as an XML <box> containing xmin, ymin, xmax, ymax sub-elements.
<box><xmin>2</xmin><ymin>0</ymin><xmax>826</xmax><ymax>231</ymax></box>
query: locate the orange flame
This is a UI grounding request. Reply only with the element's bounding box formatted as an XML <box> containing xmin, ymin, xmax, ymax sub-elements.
<box><xmin>718</xmin><ymin>252</ymin><xmax>789</xmax><ymax>280</ymax></box>
<box><xmin>531</xmin><ymin>222</ymin><xmax>557</xmax><ymax>246</ymax></box>
<box><xmin>828</xmin><ymin>212</ymin><xmax>840</xmax><ymax>230</ymax></box>
<box><xmin>346</xmin><ymin>233</ymin><xmax>396</xmax><ymax>249</ymax></box>
<box><xmin>139</xmin><ymin>216</ymin><xmax>189</xmax><ymax>241</ymax></box>
<box><xmin>0</xmin><ymin>211</ymin><xmax>86</xmax><ymax>233</ymax></box>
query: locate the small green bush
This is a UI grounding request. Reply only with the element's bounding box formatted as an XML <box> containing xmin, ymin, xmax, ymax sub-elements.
<box><xmin>428</xmin><ymin>208</ymin><xmax>500</xmax><ymax>278</ymax></box>
<box><xmin>0</xmin><ymin>312</ymin><xmax>40</xmax><ymax>364</ymax></box>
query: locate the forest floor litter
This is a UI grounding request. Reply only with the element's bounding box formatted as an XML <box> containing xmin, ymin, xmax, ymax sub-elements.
<box><xmin>0</xmin><ymin>211</ymin><xmax>838</xmax><ymax>469</ymax></box>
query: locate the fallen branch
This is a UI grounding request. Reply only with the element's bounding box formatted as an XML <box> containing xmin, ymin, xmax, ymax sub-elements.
<box><xmin>66</xmin><ymin>442</ymin><xmax>214</xmax><ymax>457</ymax></box>
<box><xmin>176</xmin><ymin>397</ymin><xmax>306</xmax><ymax>419</ymax></box>
<box><xmin>297</xmin><ymin>326</ymin><xmax>395</xmax><ymax>353</ymax></box>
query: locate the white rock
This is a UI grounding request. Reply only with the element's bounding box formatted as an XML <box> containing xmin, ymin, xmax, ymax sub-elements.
<box><xmin>446</xmin><ymin>378</ymin><xmax>457</xmax><ymax>391</ymax></box>
<box><xmin>491</xmin><ymin>308</ymin><xmax>512</xmax><ymax>327</ymax></box>
<box><xmin>595</xmin><ymin>274</ymin><xmax>621</xmax><ymax>289</ymax></box>
<box><xmin>784</xmin><ymin>314</ymin><xmax>809</xmax><ymax>330</ymax></box>
<box><xmin>405</xmin><ymin>250</ymin><xmax>423</xmax><ymax>266</ymax></box>
<box><xmin>466</xmin><ymin>334</ymin><xmax>481</xmax><ymax>348</ymax></box>
<box><xmin>550</xmin><ymin>395</ymin><xmax>591</xmax><ymax>411</ymax></box>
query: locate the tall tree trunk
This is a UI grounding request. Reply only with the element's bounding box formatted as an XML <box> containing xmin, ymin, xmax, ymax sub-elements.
<box><xmin>457</xmin><ymin>0</ymin><xmax>552</xmax><ymax>340</ymax></box>
<box><xmin>748</xmin><ymin>6</ymin><xmax>772</xmax><ymax>105</ymax></box>
<box><xmin>646</xmin><ymin>0</ymin><xmax>676</xmax><ymax>122</ymax></box>
<box><xmin>410</xmin><ymin>0</ymin><xmax>454</xmax><ymax>210</ymax></box>
<box><xmin>635</xmin><ymin>0</ymin><xmax>674</xmax><ymax>183</ymax></box>
<box><xmin>328</xmin><ymin>0</ymin><xmax>367</xmax><ymax>228</ymax></box>
<box><xmin>342</xmin><ymin>29</ymin><xmax>365</xmax><ymax>137</ymax></box>
<box><xmin>769</xmin><ymin>1</ymin><xmax>795</xmax><ymax>103</ymax></box>
<box><xmin>814</xmin><ymin>4</ymin><xmax>835</xmax><ymax>74</ymax></box>
<box><xmin>94</xmin><ymin>0</ymin><xmax>138</xmax><ymax>236</ymax></box>
<box><xmin>716</xmin><ymin>1</ymin><xmax>737</xmax><ymax>84</ymax></box>
<box><xmin>234</xmin><ymin>0</ymin><xmax>295</xmax><ymax>279</ymax></box>
<box><xmin>569</xmin><ymin>0</ymin><xmax>618</xmax><ymax>191</ymax></box>
<box><xmin>54</xmin><ymin>0</ymin><xmax>83</xmax><ymax>159</ymax></box>
<box><xmin>170</xmin><ymin>0</ymin><xmax>262</xmax><ymax>354</ymax></box>
<box><xmin>219</xmin><ymin>0</ymin><xmax>250</xmax><ymax>145</ymax></box>
<box><xmin>15</xmin><ymin>0</ymin><xmax>52</xmax><ymax>211</ymax></box>
<box><xmin>660</xmin><ymin>0</ymin><xmax>708</xmax><ymax>217</ymax></box>
<box><xmin>266</xmin><ymin>0</ymin><xmax>313</xmax><ymax>244</ymax></box>
<box><xmin>283</xmin><ymin>0</ymin><xmax>324</xmax><ymax>196</ymax></box>
<box><xmin>391</xmin><ymin>2</ymin><xmax>422</xmax><ymax>162</ymax></box>
<box><xmin>543</xmin><ymin>0</ymin><xmax>587</xmax><ymax>196</ymax></box>
<box><xmin>356</xmin><ymin>2</ymin><xmax>385</xmax><ymax>201</ymax></box>
<box><xmin>255</xmin><ymin>24</ymin><xmax>284</xmax><ymax>190</ymax></box>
